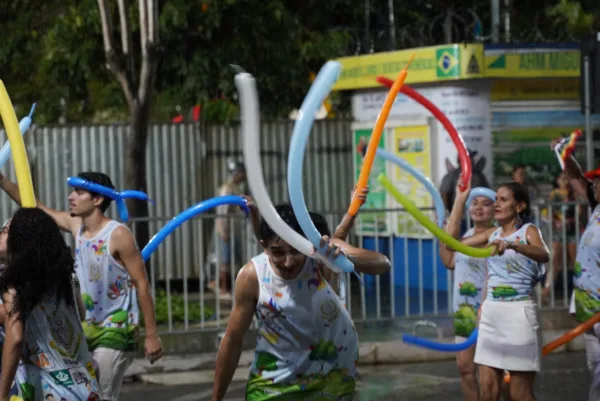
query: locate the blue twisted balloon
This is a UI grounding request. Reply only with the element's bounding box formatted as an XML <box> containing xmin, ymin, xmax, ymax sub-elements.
<box><xmin>287</xmin><ymin>61</ymin><xmax>356</xmax><ymax>276</ymax></box>
<box><xmin>403</xmin><ymin>328</ymin><xmax>478</xmax><ymax>352</ymax></box>
<box><xmin>142</xmin><ymin>196</ymin><xmax>250</xmax><ymax>261</ymax></box>
<box><xmin>67</xmin><ymin>176</ymin><xmax>154</xmax><ymax>223</ymax></box>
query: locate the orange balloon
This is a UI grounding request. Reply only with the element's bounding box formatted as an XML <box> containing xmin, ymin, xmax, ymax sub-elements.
<box><xmin>504</xmin><ymin>311</ymin><xmax>600</xmax><ymax>384</ymax></box>
<box><xmin>201</xmin><ymin>2</ymin><xmax>209</xmax><ymax>12</ymax></box>
<box><xmin>347</xmin><ymin>54</ymin><xmax>415</xmax><ymax>216</ymax></box>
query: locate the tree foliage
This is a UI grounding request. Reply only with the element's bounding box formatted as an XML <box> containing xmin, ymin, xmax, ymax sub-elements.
<box><xmin>1</xmin><ymin>0</ymin><xmax>598</xmax><ymax>125</ymax></box>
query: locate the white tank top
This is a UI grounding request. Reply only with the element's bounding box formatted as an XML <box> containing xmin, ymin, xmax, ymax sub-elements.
<box><xmin>453</xmin><ymin>228</ymin><xmax>486</xmax><ymax>337</ymax></box>
<box><xmin>246</xmin><ymin>253</ymin><xmax>358</xmax><ymax>400</ymax></box>
<box><xmin>18</xmin><ymin>293</ymin><xmax>101</xmax><ymax>400</ymax></box>
<box><xmin>75</xmin><ymin>221</ymin><xmax>140</xmax><ymax>351</ymax></box>
<box><xmin>574</xmin><ymin>205</ymin><xmax>600</xmax><ymax>322</ymax></box>
<box><xmin>486</xmin><ymin>223</ymin><xmax>544</xmax><ymax>302</ymax></box>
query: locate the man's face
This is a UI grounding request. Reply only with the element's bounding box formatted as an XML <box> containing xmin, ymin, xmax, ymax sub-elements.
<box><xmin>262</xmin><ymin>238</ymin><xmax>306</xmax><ymax>273</ymax></box>
<box><xmin>512</xmin><ymin>167</ymin><xmax>526</xmax><ymax>184</ymax></box>
<box><xmin>67</xmin><ymin>188</ymin><xmax>103</xmax><ymax>217</ymax></box>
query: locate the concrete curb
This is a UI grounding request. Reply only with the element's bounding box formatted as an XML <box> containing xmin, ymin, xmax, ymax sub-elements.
<box><xmin>125</xmin><ymin>329</ymin><xmax>586</xmax><ymax>385</ymax></box>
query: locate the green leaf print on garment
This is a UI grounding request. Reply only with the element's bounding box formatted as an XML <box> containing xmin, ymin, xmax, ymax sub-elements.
<box><xmin>309</xmin><ymin>341</ymin><xmax>340</xmax><ymax>372</ymax></box>
<box><xmin>255</xmin><ymin>352</ymin><xmax>278</xmax><ymax>374</ymax></box>
<box><xmin>82</xmin><ymin>293</ymin><xmax>95</xmax><ymax>312</ymax></box>
<box><xmin>574</xmin><ymin>261</ymin><xmax>583</xmax><ymax>278</ymax></box>
<box><xmin>454</xmin><ymin>304</ymin><xmax>477</xmax><ymax>337</ymax></box>
<box><xmin>19</xmin><ymin>382</ymin><xmax>35</xmax><ymax>401</ymax></box>
<box><xmin>491</xmin><ymin>285</ymin><xmax>518</xmax><ymax>299</ymax></box>
<box><xmin>458</xmin><ymin>281</ymin><xmax>479</xmax><ymax>302</ymax></box>
<box><xmin>246</xmin><ymin>368</ymin><xmax>355</xmax><ymax>401</ymax></box>
<box><xmin>574</xmin><ymin>288</ymin><xmax>600</xmax><ymax>323</ymax></box>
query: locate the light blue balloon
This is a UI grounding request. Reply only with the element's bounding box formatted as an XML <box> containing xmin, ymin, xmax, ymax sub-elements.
<box><xmin>287</xmin><ymin>61</ymin><xmax>355</xmax><ymax>275</ymax></box>
<box><xmin>376</xmin><ymin>148</ymin><xmax>446</xmax><ymax>228</ymax></box>
<box><xmin>142</xmin><ymin>196</ymin><xmax>250</xmax><ymax>262</ymax></box>
<box><xmin>0</xmin><ymin>103</ymin><xmax>36</xmax><ymax>169</ymax></box>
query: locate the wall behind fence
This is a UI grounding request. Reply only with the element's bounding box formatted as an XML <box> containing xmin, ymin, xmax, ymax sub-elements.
<box><xmin>0</xmin><ymin>119</ymin><xmax>354</xmax><ymax>280</ymax></box>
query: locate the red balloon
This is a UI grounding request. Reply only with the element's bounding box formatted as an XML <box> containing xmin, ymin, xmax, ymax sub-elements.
<box><xmin>376</xmin><ymin>76</ymin><xmax>472</xmax><ymax>192</ymax></box>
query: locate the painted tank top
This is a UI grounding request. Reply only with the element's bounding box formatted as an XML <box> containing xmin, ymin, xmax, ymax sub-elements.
<box><xmin>18</xmin><ymin>293</ymin><xmax>101</xmax><ymax>400</ymax></box>
<box><xmin>75</xmin><ymin>221</ymin><xmax>140</xmax><ymax>351</ymax></box>
<box><xmin>453</xmin><ymin>228</ymin><xmax>486</xmax><ymax>337</ymax></box>
<box><xmin>573</xmin><ymin>204</ymin><xmax>600</xmax><ymax>322</ymax></box>
<box><xmin>246</xmin><ymin>253</ymin><xmax>358</xmax><ymax>401</ymax></box>
<box><xmin>486</xmin><ymin>223</ymin><xmax>545</xmax><ymax>302</ymax></box>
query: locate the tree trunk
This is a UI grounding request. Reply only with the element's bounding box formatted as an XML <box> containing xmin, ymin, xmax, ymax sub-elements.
<box><xmin>125</xmin><ymin>101</ymin><xmax>151</xmax><ymax>259</ymax></box>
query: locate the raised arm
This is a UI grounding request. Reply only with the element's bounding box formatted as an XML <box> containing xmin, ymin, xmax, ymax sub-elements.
<box><xmin>551</xmin><ymin>137</ymin><xmax>592</xmax><ymax>203</ymax></box>
<box><xmin>110</xmin><ymin>226</ymin><xmax>163</xmax><ymax>363</ymax></box>
<box><xmin>438</xmin><ymin>226</ymin><xmax>456</xmax><ymax>269</ymax></box>
<box><xmin>0</xmin><ymin>174</ymin><xmax>80</xmax><ymax>234</ymax></box>
<box><xmin>329</xmin><ymin>237</ymin><xmax>391</xmax><ymax>275</ymax></box>
<box><xmin>333</xmin><ymin>187</ymin><xmax>369</xmax><ymax>240</ymax></box>
<box><xmin>212</xmin><ymin>263</ymin><xmax>258</xmax><ymax>401</ymax></box>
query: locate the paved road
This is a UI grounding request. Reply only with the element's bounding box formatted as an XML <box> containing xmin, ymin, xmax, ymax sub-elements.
<box><xmin>122</xmin><ymin>351</ymin><xmax>590</xmax><ymax>401</ymax></box>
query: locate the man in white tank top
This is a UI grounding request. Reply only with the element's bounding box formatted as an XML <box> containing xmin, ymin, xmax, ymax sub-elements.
<box><xmin>0</xmin><ymin>171</ymin><xmax>163</xmax><ymax>401</ymax></box>
<box><xmin>211</xmin><ymin>203</ymin><xmax>391</xmax><ymax>401</ymax></box>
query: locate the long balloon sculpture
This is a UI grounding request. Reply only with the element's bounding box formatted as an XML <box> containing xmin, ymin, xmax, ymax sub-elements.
<box><xmin>376</xmin><ymin>148</ymin><xmax>445</xmax><ymax>228</ymax></box>
<box><xmin>141</xmin><ymin>196</ymin><xmax>250</xmax><ymax>262</ymax></box>
<box><xmin>66</xmin><ymin>176</ymin><xmax>153</xmax><ymax>223</ymax></box>
<box><xmin>0</xmin><ymin>103</ymin><xmax>36</xmax><ymax>170</ymax></box>
<box><xmin>235</xmin><ymin>71</ymin><xmax>357</xmax><ymax>277</ymax></box>
<box><xmin>377</xmin><ymin>76</ymin><xmax>471</xmax><ymax>191</ymax></box>
<box><xmin>287</xmin><ymin>60</ymin><xmax>356</xmax><ymax>276</ymax></box>
<box><xmin>0</xmin><ymin>80</ymin><xmax>36</xmax><ymax>207</ymax></box>
<box><xmin>0</xmin><ymin>81</ymin><xmax>36</xmax><ymax>207</ymax></box>
<box><xmin>347</xmin><ymin>56</ymin><xmax>414</xmax><ymax>217</ymax></box>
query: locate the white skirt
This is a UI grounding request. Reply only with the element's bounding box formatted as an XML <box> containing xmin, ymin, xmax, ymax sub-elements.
<box><xmin>474</xmin><ymin>299</ymin><xmax>541</xmax><ymax>372</ymax></box>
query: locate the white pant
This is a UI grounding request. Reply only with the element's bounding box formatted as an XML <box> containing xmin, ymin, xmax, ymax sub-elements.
<box><xmin>92</xmin><ymin>347</ymin><xmax>135</xmax><ymax>400</ymax></box>
<box><xmin>585</xmin><ymin>329</ymin><xmax>600</xmax><ymax>401</ymax></box>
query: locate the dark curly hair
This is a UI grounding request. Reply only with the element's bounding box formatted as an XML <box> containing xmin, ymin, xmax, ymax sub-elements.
<box><xmin>259</xmin><ymin>204</ymin><xmax>331</xmax><ymax>245</ymax></box>
<box><xmin>0</xmin><ymin>208</ymin><xmax>75</xmax><ymax>321</ymax></box>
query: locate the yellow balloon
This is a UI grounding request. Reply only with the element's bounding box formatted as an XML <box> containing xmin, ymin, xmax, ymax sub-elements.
<box><xmin>0</xmin><ymin>81</ymin><xmax>36</xmax><ymax>207</ymax></box>
<box><xmin>378</xmin><ymin>173</ymin><xmax>493</xmax><ymax>258</ymax></box>
<box><xmin>10</xmin><ymin>396</ymin><xmax>24</xmax><ymax>401</ymax></box>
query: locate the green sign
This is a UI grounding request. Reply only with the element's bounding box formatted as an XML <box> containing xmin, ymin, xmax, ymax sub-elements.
<box><xmin>353</xmin><ymin>129</ymin><xmax>390</xmax><ymax>236</ymax></box>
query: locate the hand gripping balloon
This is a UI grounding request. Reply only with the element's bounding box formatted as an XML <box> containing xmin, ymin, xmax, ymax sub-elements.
<box><xmin>142</xmin><ymin>196</ymin><xmax>249</xmax><ymax>261</ymax></box>
<box><xmin>377</xmin><ymin>77</ymin><xmax>471</xmax><ymax>192</ymax></box>
<box><xmin>0</xmin><ymin>81</ymin><xmax>36</xmax><ymax>207</ymax></box>
<box><xmin>288</xmin><ymin>61</ymin><xmax>356</xmax><ymax>276</ymax></box>
<box><xmin>376</xmin><ymin>148</ymin><xmax>445</xmax><ymax>228</ymax></box>
<box><xmin>403</xmin><ymin>328</ymin><xmax>478</xmax><ymax>352</ymax></box>
<box><xmin>553</xmin><ymin>129</ymin><xmax>582</xmax><ymax>170</ymax></box>
<box><xmin>378</xmin><ymin>174</ymin><xmax>493</xmax><ymax>258</ymax></box>
<box><xmin>67</xmin><ymin>177</ymin><xmax>154</xmax><ymax>223</ymax></box>
<box><xmin>235</xmin><ymin>72</ymin><xmax>356</xmax><ymax>275</ymax></box>
<box><xmin>347</xmin><ymin>55</ymin><xmax>415</xmax><ymax>217</ymax></box>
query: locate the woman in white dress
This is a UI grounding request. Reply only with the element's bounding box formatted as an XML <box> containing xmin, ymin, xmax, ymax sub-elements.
<box><xmin>440</xmin><ymin>187</ymin><xmax>495</xmax><ymax>401</ymax></box>
<box><xmin>447</xmin><ymin>180</ymin><xmax>549</xmax><ymax>401</ymax></box>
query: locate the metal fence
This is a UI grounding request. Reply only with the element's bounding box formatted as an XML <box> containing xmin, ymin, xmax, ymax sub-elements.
<box><xmin>0</xmin><ymin>119</ymin><xmax>354</xmax><ymax>275</ymax></box>
<box><xmin>0</xmin><ymin>122</ymin><xmax>591</xmax><ymax>333</ymax></box>
<box><xmin>140</xmin><ymin>200</ymin><xmax>591</xmax><ymax>334</ymax></box>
